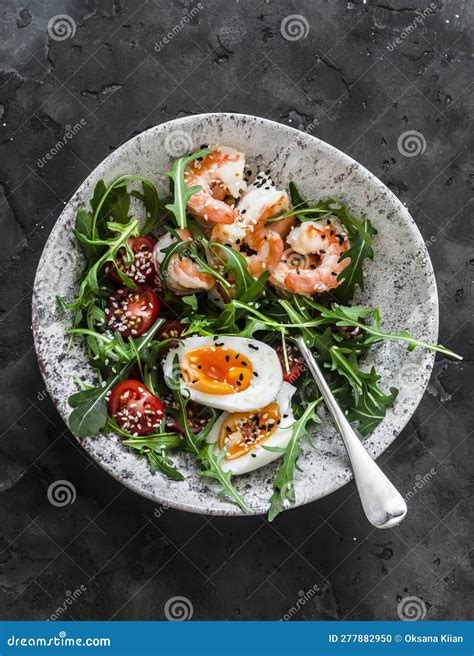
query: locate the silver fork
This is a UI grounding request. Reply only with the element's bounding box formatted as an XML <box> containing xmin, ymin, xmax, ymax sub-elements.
<box><xmin>294</xmin><ymin>335</ymin><xmax>407</xmax><ymax>529</ymax></box>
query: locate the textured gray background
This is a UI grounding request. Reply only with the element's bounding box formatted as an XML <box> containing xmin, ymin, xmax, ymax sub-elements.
<box><xmin>0</xmin><ymin>0</ymin><xmax>472</xmax><ymax>622</ymax></box>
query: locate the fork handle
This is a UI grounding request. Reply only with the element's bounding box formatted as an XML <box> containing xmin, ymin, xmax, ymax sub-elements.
<box><xmin>294</xmin><ymin>336</ymin><xmax>407</xmax><ymax>529</ymax></box>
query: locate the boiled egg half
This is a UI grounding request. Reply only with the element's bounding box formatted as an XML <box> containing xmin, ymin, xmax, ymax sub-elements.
<box><xmin>163</xmin><ymin>335</ymin><xmax>283</xmax><ymax>412</ymax></box>
<box><xmin>207</xmin><ymin>382</ymin><xmax>296</xmax><ymax>475</ymax></box>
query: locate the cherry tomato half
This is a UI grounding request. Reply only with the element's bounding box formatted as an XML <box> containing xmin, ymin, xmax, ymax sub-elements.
<box><xmin>106</xmin><ymin>287</ymin><xmax>160</xmax><ymax>338</ymax></box>
<box><xmin>274</xmin><ymin>342</ymin><xmax>305</xmax><ymax>384</ymax></box>
<box><xmin>108</xmin><ymin>380</ymin><xmax>165</xmax><ymax>436</ymax></box>
<box><xmin>106</xmin><ymin>236</ymin><xmax>156</xmax><ymax>286</ymax></box>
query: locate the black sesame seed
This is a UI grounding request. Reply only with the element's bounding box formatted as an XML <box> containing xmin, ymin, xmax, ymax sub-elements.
<box><xmin>241</xmin><ymin>361</ymin><xmax>247</xmax><ymax>366</ymax></box>
<box><xmin>236</xmin><ymin>381</ymin><xmax>241</xmax><ymax>386</ymax></box>
<box><xmin>253</xmin><ymin>371</ymin><xmax>259</xmax><ymax>377</ymax></box>
<box><xmin>319</xmin><ymin>249</ymin><xmax>326</xmax><ymax>254</ymax></box>
<box><xmin>225</xmin><ymin>355</ymin><xmax>230</xmax><ymax>362</ymax></box>
<box><xmin>239</xmin><ymin>373</ymin><xmax>244</xmax><ymax>381</ymax></box>
<box><xmin>331</xmin><ymin>272</ymin><xmax>337</xmax><ymax>276</ymax></box>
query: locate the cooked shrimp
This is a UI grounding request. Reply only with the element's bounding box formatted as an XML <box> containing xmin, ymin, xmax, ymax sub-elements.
<box><xmin>210</xmin><ymin>220</ymin><xmax>248</xmax><ymax>248</ymax></box>
<box><xmin>270</xmin><ymin>219</ymin><xmax>350</xmax><ymax>295</ymax></box>
<box><xmin>153</xmin><ymin>229</ymin><xmax>215</xmax><ymax>296</ymax></box>
<box><xmin>237</xmin><ymin>173</ymin><xmax>289</xmax><ymax>243</ymax></box>
<box><xmin>247</xmin><ymin>231</ymin><xmax>284</xmax><ymax>277</ymax></box>
<box><xmin>209</xmin><ymin>173</ymin><xmax>288</xmax><ymax>277</ymax></box>
<box><xmin>185</xmin><ymin>146</ymin><xmax>246</xmax><ymax>224</ymax></box>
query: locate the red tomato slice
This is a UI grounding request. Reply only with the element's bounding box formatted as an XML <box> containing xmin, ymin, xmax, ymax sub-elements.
<box><xmin>274</xmin><ymin>342</ymin><xmax>305</xmax><ymax>384</ymax></box>
<box><xmin>106</xmin><ymin>236</ymin><xmax>156</xmax><ymax>286</ymax></box>
<box><xmin>106</xmin><ymin>287</ymin><xmax>159</xmax><ymax>338</ymax></box>
<box><xmin>108</xmin><ymin>380</ymin><xmax>165</xmax><ymax>436</ymax></box>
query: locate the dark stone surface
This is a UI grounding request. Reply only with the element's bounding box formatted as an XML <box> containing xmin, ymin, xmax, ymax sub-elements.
<box><xmin>0</xmin><ymin>0</ymin><xmax>472</xmax><ymax>622</ymax></box>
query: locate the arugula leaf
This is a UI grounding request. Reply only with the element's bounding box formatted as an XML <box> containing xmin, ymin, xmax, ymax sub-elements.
<box><xmin>199</xmin><ymin>444</ymin><xmax>250</xmax><ymax>513</ymax></box>
<box><xmin>75</xmin><ymin>209</ymin><xmax>99</xmax><ymax>261</ymax></box>
<box><xmin>67</xmin><ymin>318</ymin><xmax>164</xmax><ymax>439</ymax></box>
<box><xmin>216</xmin><ymin>271</ymin><xmax>270</xmax><ymax>333</ymax></box>
<box><xmin>181</xmin><ymin>294</ymin><xmax>198</xmax><ymax>312</ymax></box>
<box><xmin>68</xmin><ymin>387</ymin><xmax>109</xmax><ymax>438</ymax></box>
<box><xmin>68</xmin><ymin>219</ymin><xmax>139</xmax><ymax>313</ymax></box>
<box><xmin>289</xmin><ymin>181</ymin><xmax>310</xmax><ymax>210</ymax></box>
<box><xmin>109</xmin><ymin>418</ymin><xmax>184</xmax><ymax>480</ymax></box>
<box><xmin>327</xmin><ymin>346</ymin><xmax>398</xmax><ymax>436</ymax></box>
<box><xmin>118</xmin><ymin>426</ymin><xmax>185</xmax><ymax>481</ymax></box>
<box><xmin>165</xmin><ymin>149</ymin><xmax>210</xmax><ymax>229</ymax></box>
<box><xmin>147</xmin><ymin>451</ymin><xmax>185</xmax><ymax>481</ymax></box>
<box><xmin>90</xmin><ymin>175</ymin><xmax>160</xmax><ymax>239</ymax></box>
<box><xmin>309</xmin><ymin>301</ymin><xmax>462</xmax><ymax>360</ymax></box>
<box><xmin>131</xmin><ymin>180</ymin><xmax>161</xmax><ymax>235</ymax></box>
<box><xmin>333</xmin><ymin>216</ymin><xmax>375</xmax><ymax>303</ymax></box>
<box><xmin>208</xmin><ymin>242</ymin><xmax>258</xmax><ymax>299</ymax></box>
<box><xmin>268</xmin><ymin>399</ymin><xmax>321</xmax><ymax>522</ymax></box>
<box><xmin>119</xmin><ymin>433</ymin><xmax>183</xmax><ymax>450</ymax></box>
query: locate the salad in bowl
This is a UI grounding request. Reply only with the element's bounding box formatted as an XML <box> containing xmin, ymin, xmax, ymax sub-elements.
<box><xmin>57</xmin><ymin>142</ymin><xmax>459</xmax><ymax>520</ymax></box>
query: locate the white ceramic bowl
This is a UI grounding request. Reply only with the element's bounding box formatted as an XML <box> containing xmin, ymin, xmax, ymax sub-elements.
<box><xmin>32</xmin><ymin>113</ymin><xmax>438</xmax><ymax>516</ymax></box>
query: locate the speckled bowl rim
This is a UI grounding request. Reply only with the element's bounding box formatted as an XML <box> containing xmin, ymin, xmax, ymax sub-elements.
<box><xmin>32</xmin><ymin>112</ymin><xmax>439</xmax><ymax>516</ymax></box>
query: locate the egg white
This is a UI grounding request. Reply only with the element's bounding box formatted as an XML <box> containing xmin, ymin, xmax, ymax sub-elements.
<box><xmin>163</xmin><ymin>335</ymin><xmax>283</xmax><ymax>412</ymax></box>
<box><xmin>207</xmin><ymin>382</ymin><xmax>296</xmax><ymax>475</ymax></box>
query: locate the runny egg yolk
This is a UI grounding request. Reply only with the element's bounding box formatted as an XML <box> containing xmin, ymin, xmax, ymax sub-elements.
<box><xmin>218</xmin><ymin>402</ymin><xmax>281</xmax><ymax>459</ymax></box>
<box><xmin>181</xmin><ymin>346</ymin><xmax>253</xmax><ymax>395</ymax></box>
